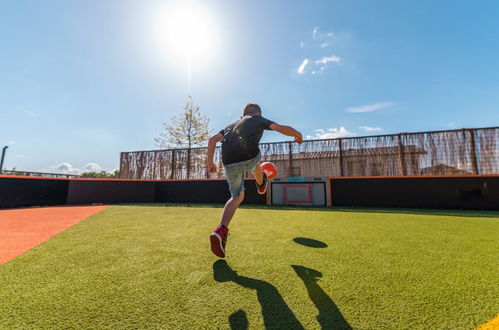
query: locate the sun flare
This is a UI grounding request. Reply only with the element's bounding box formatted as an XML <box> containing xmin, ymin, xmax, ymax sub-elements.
<box><xmin>155</xmin><ymin>5</ymin><xmax>217</xmax><ymax>63</ymax></box>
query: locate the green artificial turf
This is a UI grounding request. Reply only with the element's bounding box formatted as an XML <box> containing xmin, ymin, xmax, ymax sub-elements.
<box><xmin>1</xmin><ymin>205</ymin><xmax>498</xmax><ymax>329</ymax></box>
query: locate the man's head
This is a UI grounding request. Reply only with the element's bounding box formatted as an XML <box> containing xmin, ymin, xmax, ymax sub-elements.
<box><xmin>242</xmin><ymin>103</ymin><xmax>261</xmax><ymax>117</ymax></box>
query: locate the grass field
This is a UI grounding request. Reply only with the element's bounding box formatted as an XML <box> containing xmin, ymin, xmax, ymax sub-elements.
<box><xmin>1</xmin><ymin>205</ymin><xmax>498</xmax><ymax>329</ymax></box>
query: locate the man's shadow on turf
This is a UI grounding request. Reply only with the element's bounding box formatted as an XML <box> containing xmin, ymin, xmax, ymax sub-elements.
<box><xmin>213</xmin><ymin>260</ymin><xmax>304</xmax><ymax>330</ymax></box>
<box><xmin>292</xmin><ymin>265</ymin><xmax>351</xmax><ymax>330</ymax></box>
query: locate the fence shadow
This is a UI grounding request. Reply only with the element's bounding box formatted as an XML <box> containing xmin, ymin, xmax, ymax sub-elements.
<box><xmin>119</xmin><ymin>203</ymin><xmax>499</xmax><ymax>218</ymax></box>
<box><xmin>213</xmin><ymin>260</ymin><xmax>304</xmax><ymax>330</ymax></box>
<box><xmin>331</xmin><ymin>207</ymin><xmax>499</xmax><ymax>219</ymax></box>
<box><xmin>292</xmin><ymin>265</ymin><xmax>352</xmax><ymax>330</ymax></box>
<box><xmin>240</xmin><ymin>204</ymin><xmax>499</xmax><ymax>218</ymax></box>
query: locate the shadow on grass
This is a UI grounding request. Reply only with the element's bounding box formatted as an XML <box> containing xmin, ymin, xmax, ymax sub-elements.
<box><xmin>292</xmin><ymin>265</ymin><xmax>352</xmax><ymax>330</ymax></box>
<box><xmin>293</xmin><ymin>237</ymin><xmax>328</xmax><ymax>248</ymax></box>
<box><xmin>229</xmin><ymin>309</ymin><xmax>248</xmax><ymax>330</ymax></box>
<box><xmin>213</xmin><ymin>260</ymin><xmax>304</xmax><ymax>330</ymax></box>
<box><xmin>124</xmin><ymin>203</ymin><xmax>499</xmax><ymax>218</ymax></box>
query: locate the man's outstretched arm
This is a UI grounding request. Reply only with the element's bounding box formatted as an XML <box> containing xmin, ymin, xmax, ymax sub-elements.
<box><xmin>207</xmin><ymin>133</ymin><xmax>224</xmax><ymax>173</ymax></box>
<box><xmin>269</xmin><ymin>123</ymin><xmax>303</xmax><ymax>143</ymax></box>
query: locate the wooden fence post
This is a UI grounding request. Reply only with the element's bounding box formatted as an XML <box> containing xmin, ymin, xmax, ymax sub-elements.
<box><xmin>170</xmin><ymin>149</ymin><xmax>176</xmax><ymax>179</ymax></box>
<box><xmin>397</xmin><ymin>134</ymin><xmax>406</xmax><ymax>176</ymax></box>
<box><xmin>468</xmin><ymin>129</ymin><xmax>479</xmax><ymax>174</ymax></box>
<box><xmin>338</xmin><ymin>138</ymin><xmax>344</xmax><ymax>177</ymax></box>
<box><xmin>186</xmin><ymin>149</ymin><xmax>191</xmax><ymax>179</ymax></box>
<box><xmin>118</xmin><ymin>152</ymin><xmax>124</xmax><ymax>179</ymax></box>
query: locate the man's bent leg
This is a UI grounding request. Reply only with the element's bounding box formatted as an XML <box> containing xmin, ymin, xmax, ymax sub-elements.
<box><xmin>253</xmin><ymin>163</ymin><xmax>268</xmax><ymax>195</ymax></box>
<box><xmin>211</xmin><ymin>192</ymin><xmax>244</xmax><ymax>258</ymax></box>
<box><xmin>220</xmin><ymin>191</ymin><xmax>245</xmax><ymax>227</ymax></box>
<box><xmin>252</xmin><ymin>163</ymin><xmax>263</xmax><ymax>185</ymax></box>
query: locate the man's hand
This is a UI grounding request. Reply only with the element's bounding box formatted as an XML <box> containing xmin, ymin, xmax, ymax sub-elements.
<box><xmin>269</xmin><ymin>123</ymin><xmax>303</xmax><ymax>144</ymax></box>
<box><xmin>207</xmin><ymin>161</ymin><xmax>217</xmax><ymax>173</ymax></box>
<box><xmin>207</xmin><ymin>133</ymin><xmax>223</xmax><ymax>174</ymax></box>
<box><xmin>294</xmin><ymin>132</ymin><xmax>303</xmax><ymax>144</ymax></box>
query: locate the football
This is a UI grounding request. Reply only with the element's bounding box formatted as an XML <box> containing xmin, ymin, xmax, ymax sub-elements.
<box><xmin>261</xmin><ymin>162</ymin><xmax>278</xmax><ymax>179</ymax></box>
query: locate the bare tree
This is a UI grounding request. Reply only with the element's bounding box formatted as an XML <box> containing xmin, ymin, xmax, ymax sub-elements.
<box><xmin>155</xmin><ymin>96</ymin><xmax>210</xmax><ymax>178</ymax></box>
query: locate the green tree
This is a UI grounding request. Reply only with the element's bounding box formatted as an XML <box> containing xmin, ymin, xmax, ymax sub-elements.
<box><xmin>82</xmin><ymin>170</ymin><xmax>119</xmax><ymax>178</ymax></box>
<box><xmin>155</xmin><ymin>96</ymin><xmax>210</xmax><ymax>178</ymax></box>
<box><xmin>155</xmin><ymin>96</ymin><xmax>210</xmax><ymax>149</ymax></box>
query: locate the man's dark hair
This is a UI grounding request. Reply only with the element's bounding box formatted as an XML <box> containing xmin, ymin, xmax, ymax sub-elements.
<box><xmin>242</xmin><ymin>103</ymin><xmax>261</xmax><ymax>116</ymax></box>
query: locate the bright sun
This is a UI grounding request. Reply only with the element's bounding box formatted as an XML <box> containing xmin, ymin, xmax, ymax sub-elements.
<box><xmin>156</xmin><ymin>5</ymin><xmax>217</xmax><ymax>63</ymax></box>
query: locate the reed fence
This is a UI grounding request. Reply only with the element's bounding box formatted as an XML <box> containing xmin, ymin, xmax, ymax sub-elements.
<box><xmin>120</xmin><ymin>127</ymin><xmax>499</xmax><ymax>180</ymax></box>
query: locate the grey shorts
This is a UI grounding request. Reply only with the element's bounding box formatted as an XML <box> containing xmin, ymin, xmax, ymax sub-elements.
<box><xmin>224</xmin><ymin>153</ymin><xmax>261</xmax><ymax>197</ymax></box>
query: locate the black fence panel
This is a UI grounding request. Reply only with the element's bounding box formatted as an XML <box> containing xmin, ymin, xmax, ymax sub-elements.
<box><xmin>155</xmin><ymin>179</ymin><xmax>266</xmax><ymax>204</ymax></box>
<box><xmin>67</xmin><ymin>180</ymin><xmax>155</xmax><ymax>205</ymax></box>
<box><xmin>330</xmin><ymin>176</ymin><xmax>499</xmax><ymax>210</ymax></box>
<box><xmin>0</xmin><ymin>177</ymin><xmax>69</xmax><ymax>208</ymax></box>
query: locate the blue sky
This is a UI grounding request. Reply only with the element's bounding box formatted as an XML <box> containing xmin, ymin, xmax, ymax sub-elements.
<box><xmin>1</xmin><ymin>0</ymin><xmax>498</xmax><ymax>174</ymax></box>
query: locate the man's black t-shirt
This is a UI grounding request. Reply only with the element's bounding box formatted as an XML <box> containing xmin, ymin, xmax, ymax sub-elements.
<box><xmin>219</xmin><ymin>115</ymin><xmax>274</xmax><ymax>165</ymax></box>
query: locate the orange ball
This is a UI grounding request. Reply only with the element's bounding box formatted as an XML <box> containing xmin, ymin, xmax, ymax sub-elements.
<box><xmin>261</xmin><ymin>162</ymin><xmax>278</xmax><ymax>179</ymax></box>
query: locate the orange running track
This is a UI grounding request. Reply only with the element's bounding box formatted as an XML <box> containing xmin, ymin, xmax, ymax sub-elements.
<box><xmin>0</xmin><ymin>205</ymin><xmax>108</xmax><ymax>265</ymax></box>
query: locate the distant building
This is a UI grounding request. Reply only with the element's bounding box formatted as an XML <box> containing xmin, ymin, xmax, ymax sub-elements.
<box><xmin>420</xmin><ymin>164</ymin><xmax>471</xmax><ymax>176</ymax></box>
<box><xmin>260</xmin><ymin>145</ymin><xmax>427</xmax><ymax>178</ymax></box>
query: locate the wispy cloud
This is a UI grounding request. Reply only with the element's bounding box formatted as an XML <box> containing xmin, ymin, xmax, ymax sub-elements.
<box><xmin>298</xmin><ymin>26</ymin><xmax>341</xmax><ymax>75</ymax></box>
<box><xmin>312</xmin><ymin>27</ymin><xmax>334</xmax><ymax>41</ymax></box>
<box><xmin>8</xmin><ymin>140</ymin><xmax>15</xmax><ymax>144</ymax></box>
<box><xmin>315</xmin><ymin>55</ymin><xmax>341</xmax><ymax>65</ymax></box>
<box><xmin>297</xmin><ymin>59</ymin><xmax>309</xmax><ymax>74</ymax></box>
<box><xmin>312</xmin><ymin>26</ymin><xmax>320</xmax><ymax>40</ymax></box>
<box><xmin>307</xmin><ymin>55</ymin><xmax>342</xmax><ymax>75</ymax></box>
<box><xmin>346</xmin><ymin>102</ymin><xmax>395</xmax><ymax>113</ymax></box>
<box><xmin>359</xmin><ymin>125</ymin><xmax>384</xmax><ymax>132</ymax></box>
<box><xmin>22</xmin><ymin>109</ymin><xmax>39</xmax><ymax>118</ymax></box>
<box><xmin>306</xmin><ymin>127</ymin><xmax>356</xmax><ymax>140</ymax></box>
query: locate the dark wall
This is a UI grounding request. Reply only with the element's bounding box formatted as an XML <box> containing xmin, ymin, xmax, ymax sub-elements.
<box><xmin>330</xmin><ymin>176</ymin><xmax>499</xmax><ymax>210</ymax></box>
<box><xmin>0</xmin><ymin>176</ymin><xmax>265</xmax><ymax>209</ymax></box>
<box><xmin>154</xmin><ymin>179</ymin><xmax>266</xmax><ymax>204</ymax></box>
<box><xmin>0</xmin><ymin>177</ymin><xmax>68</xmax><ymax>208</ymax></box>
<box><xmin>2</xmin><ymin>175</ymin><xmax>497</xmax><ymax>210</ymax></box>
<box><xmin>67</xmin><ymin>180</ymin><xmax>155</xmax><ymax>204</ymax></box>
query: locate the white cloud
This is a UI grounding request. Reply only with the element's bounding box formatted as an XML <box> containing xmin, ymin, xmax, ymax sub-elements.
<box><xmin>346</xmin><ymin>102</ymin><xmax>395</xmax><ymax>113</ymax></box>
<box><xmin>312</xmin><ymin>26</ymin><xmax>333</xmax><ymax>40</ymax></box>
<box><xmin>8</xmin><ymin>140</ymin><xmax>15</xmax><ymax>144</ymax></box>
<box><xmin>306</xmin><ymin>127</ymin><xmax>357</xmax><ymax>140</ymax></box>
<box><xmin>41</xmin><ymin>162</ymin><xmax>103</xmax><ymax>175</ymax></box>
<box><xmin>298</xmin><ymin>55</ymin><xmax>341</xmax><ymax>75</ymax></box>
<box><xmin>449</xmin><ymin>122</ymin><xmax>457</xmax><ymax>129</ymax></box>
<box><xmin>297</xmin><ymin>59</ymin><xmax>309</xmax><ymax>74</ymax></box>
<box><xmin>297</xmin><ymin>27</ymin><xmax>341</xmax><ymax>75</ymax></box>
<box><xmin>359</xmin><ymin>125</ymin><xmax>384</xmax><ymax>132</ymax></box>
<box><xmin>315</xmin><ymin>55</ymin><xmax>341</xmax><ymax>65</ymax></box>
<box><xmin>83</xmin><ymin>162</ymin><xmax>102</xmax><ymax>172</ymax></box>
<box><xmin>22</xmin><ymin>109</ymin><xmax>38</xmax><ymax>118</ymax></box>
<box><xmin>312</xmin><ymin>26</ymin><xmax>320</xmax><ymax>40</ymax></box>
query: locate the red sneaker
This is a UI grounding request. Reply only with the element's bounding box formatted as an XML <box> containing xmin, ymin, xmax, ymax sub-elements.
<box><xmin>256</xmin><ymin>172</ymin><xmax>268</xmax><ymax>194</ymax></box>
<box><xmin>210</xmin><ymin>225</ymin><xmax>229</xmax><ymax>258</ymax></box>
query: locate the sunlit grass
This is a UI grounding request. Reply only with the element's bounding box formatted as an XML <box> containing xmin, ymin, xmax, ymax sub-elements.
<box><xmin>1</xmin><ymin>205</ymin><xmax>497</xmax><ymax>329</ymax></box>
